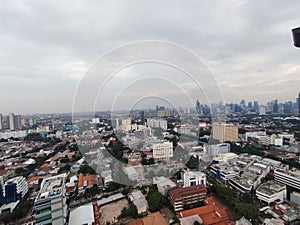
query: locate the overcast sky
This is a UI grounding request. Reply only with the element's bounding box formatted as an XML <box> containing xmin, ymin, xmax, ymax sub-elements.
<box><xmin>1</xmin><ymin>0</ymin><xmax>300</xmax><ymax>114</ymax></box>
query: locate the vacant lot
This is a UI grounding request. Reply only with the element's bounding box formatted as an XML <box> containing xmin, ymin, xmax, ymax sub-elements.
<box><xmin>100</xmin><ymin>199</ymin><xmax>129</xmax><ymax>224</ymax></box>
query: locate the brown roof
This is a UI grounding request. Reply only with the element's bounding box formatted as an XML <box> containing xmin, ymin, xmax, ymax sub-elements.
<box><xmin>78</xmin><ymin>174</ymin><xmax>97</xmax><ymax>188</ymax></box>
<box><xmin>204</xmin><ymin>196</ymin><xmax>215</xmax><ymax>205</ymax></box>
<box><xmin>177</xmin><ymin>205</ymin><xmax>229</xmax><ymax>225</ymax></box>
<box><xmin>127</xmin><ymin>212</ymin><xmax>168</xmax><ymax>225</ymax></box>
<box><xmin>0</xmin><ymin>170</ymin><xmax>8</xmax><ymax>176</ymax></box>
<box><xmin>169</xmin><ymin>184</ymin><xmax>207</xmax><ymax>201</ymax></box>
<box><xmin>26</xmin><ymin>176</ymin><xmax>42</xmax><ymax>183</ymax></box>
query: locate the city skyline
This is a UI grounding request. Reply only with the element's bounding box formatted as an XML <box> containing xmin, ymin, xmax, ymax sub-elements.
<box><xmin>0</xmin><ymin>91</ymin><xmax>299</xmax><ymax>116</ymax></box>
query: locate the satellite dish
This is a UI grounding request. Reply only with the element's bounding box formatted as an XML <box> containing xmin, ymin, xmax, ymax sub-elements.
<box><xmin>292</xmin><ymin>27</ymin><xmax>300</xmax><ymax>48</ymax></box>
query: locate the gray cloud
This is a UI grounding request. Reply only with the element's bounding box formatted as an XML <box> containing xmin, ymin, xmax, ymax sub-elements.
<box><xmin>0</xmin><ymin>0</ymin><xmax>300</xmax><ymax>113</ymax></box>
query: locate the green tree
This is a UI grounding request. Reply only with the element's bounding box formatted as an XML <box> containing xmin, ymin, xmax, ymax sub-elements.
<box><xmin>147</xmin><ymin>190</ymin><xmax>167</xmax><ymax>212</ymax></box>
<box><xmin>15</xmin><ymin>167</ymin><xmax>25</xmax><ymax>176</ymax></box>
<box><xmin>78</xmin><ymin>165</ymin><xmax>96</xmax><ymax>175</ymax></box>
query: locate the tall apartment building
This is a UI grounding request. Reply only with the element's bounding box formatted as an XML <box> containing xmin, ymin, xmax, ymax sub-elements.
<box><xmin>1</xmin><ymin>176</ymin><xmax>28</xmax><ymax>213</ymax></box>
<box><xmin>212</xmin><ymin>124</ymin><xmax>238</xmax><ymax>143</ymax></box>
<box><xmin>153</xmin><ymin>142</ymin><xmax>173</xmax><ymax>159</ymax></box>
<box><xmin>147</xmin><ymin>118</ymin><xmax>168</xmax><ymax>130</ymax></box>
<box><xmin>34</xmin><ymin>174</ymin><xmax>67</xmax><ymax>225</ymax></box>
<box><xmin>3</xmin><ymin>176</ymin><xmax>28</xmax><ymax>204</ymax></box>
<box><xmin>183</xmin><ymin>171</ymin><xmax>206</xmax><ymax>187</ymax></box>
<box><xmin>9</xmin><ymin>113</ymin><xmax>15</xmax><ymax>130</ymax></box>
<box><xmin>168</xmin><ymin>184</ymin><xmax>207</xmax><ymax>211</ymax></box>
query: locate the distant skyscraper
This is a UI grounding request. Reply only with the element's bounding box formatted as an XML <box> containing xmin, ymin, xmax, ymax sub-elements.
<box><xmin>0</xmin><ymin>114</ymin><xmax>2</xmax><ymax>130</ymax></box>
<box><xmin>284</xmin><ymin>101</ymin><xmax>293</xmax><ymax>114</ymax></box>
<box><xmin>240</xmin><ymin>99</ymin><xmax>246</xmax><ymax>109</ymax></box>
<box><xmin>140</xmin><ymin>110</ymin><xmax>145</xmax><ymax>125</ymax></box>
<box><xmin>196</xmin><ymin>100</ymin><xmax>201</xmax><ymax>114</ymax></box>
<box><xmin>247</xmin><ymin>101</ymin><xmax>253</xmax><ymax>109</ymax></box>
<box><xmin>272</xmin><ymin>100</ymin><xmax>279</xmax><ymax>114</ymax></box>
<box><xmin>9</xmin><ymin>113</ymin><xmax>15</xmax><ymax>130</ymax></box>
<box><xmin>253</xmin><ymin>101</ymin><xmax>259</xmax><ymax>111</ymax></box>
<box><xmin>14</xmin><ymin>115</ymin><xmax>22</xmax><ymax>129</ymax></box>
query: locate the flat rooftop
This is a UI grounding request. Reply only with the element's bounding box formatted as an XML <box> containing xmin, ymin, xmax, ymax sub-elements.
<box><xmin>256</xmin><ymin>181</ymin><xmax>286</xmax><ymax>195</ymax></box>
<box><xmin>36</xmin><ymin>173</ymin><xmax>66</xmax><ymax>200</ymax></box>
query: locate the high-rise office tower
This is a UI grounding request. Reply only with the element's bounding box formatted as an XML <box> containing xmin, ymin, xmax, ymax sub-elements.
<box><xmin>196</xmin><ymin>100</ymin><xmax>201</xmax><ymax>114</ymax></box>
<box><xmin>247</xmin><ymin>101</ymin><xmax>253</xmax><ymax>109</ymax></box>
<box><xmin>9</xmin><ymin>113</ymin><xmax>15</xmax><ymax>130</ymax></box>
<box><xmin>240</xmin><ymin>99</ymin><xmax>246</xmax><ymax>109</ymax></box>
<box><xmin>272</xmin><ymin>100</ymin><xmax>279</xmax><ymax>114</ymax></box>
<box><xmin>0</xmin><ymin>114</ymin><xmax>2</xmax><ymax>130</ymax></box>
<box><xmin>140</xmin><ymin>110</ymin><xmax>145</xmax><ymax>125</ymax></box>
<box><xmin>14</xmin><ymin>115</ymin><xmax>22</xmax><ymax>129</ymax></box>
<box><xmin>253</xmin><ymin>101</ymin><xmax>259</xmax><ymax>111</ymax></box>
<box><xmin>34</xmin><ymin>174</ymin><xmax>67</xmax><ymax>225</ymax></box>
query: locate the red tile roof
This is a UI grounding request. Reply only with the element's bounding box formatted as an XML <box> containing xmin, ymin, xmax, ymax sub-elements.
<box><xmin>128</xmin><ymin>212</ymin><xmax>168</xmax><ymax>225</ymax></box>
<box><xmin>177</xmin><ymin>205</ymin><xmax>230</xmax><ymax>225</ymax></box>
<box><xmin>204</xmin><ymin>196</ymin><xmax>215</xmax><ymax>205</ymax></box>
<box><xmin>26</xmin><ymin>176</ymin><xmax>42</xmax><ymax>183</ymax></box>
<box><xmin>78</xmin><ymin>174</ymin><xmax>97</xmax><ymax>188</ymax></box>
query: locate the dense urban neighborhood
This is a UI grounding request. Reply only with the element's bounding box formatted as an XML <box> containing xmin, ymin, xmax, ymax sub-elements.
<box><xmin>0</xmin><ymin>97</ymin><xmax>300</xmax><ymax>225</ymax></box>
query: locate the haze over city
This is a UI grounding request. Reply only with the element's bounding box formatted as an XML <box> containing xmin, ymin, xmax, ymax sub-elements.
<box><xmin>1</xmin><ymin>0</ymin><xmax>300</xmax><ymax>114</ymax></box>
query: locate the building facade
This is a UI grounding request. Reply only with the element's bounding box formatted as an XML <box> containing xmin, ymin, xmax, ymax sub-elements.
<box><xmin>256</xmin><ymin>181</ymin><xmax>286</xmax><ymax>204</ymax></box>
<box><xmin>212</xmin><ymin>124</ymin><xmax>238</xmax><ymax>143</ymax></box>
<box><xmin>34</xmin><ymin>174</ymin><xmax>67</xmax><ymax>225</ymax></box>
<box><xmin>168</xmin><ymin>184</ymin><xmax>207</xmax><ymax>211</ymax></box>
<box><xmin>153</xmin><ymin>142</ymin><xmax>173</xmax><ymax>159</ymax></box>
<box><xmin>274</xmin><ymin>169</ymin><xmax>300</xmax><ymax>191</ymax></box>
<box><xmin>183</xmin><ymin>171</ymin><xmax>206</xmax><ymax>187</ymax></box>
<box><xmin>3</xmin><ymin>176</ymin><xmax>28</xmax><ymax>204</ymax></box>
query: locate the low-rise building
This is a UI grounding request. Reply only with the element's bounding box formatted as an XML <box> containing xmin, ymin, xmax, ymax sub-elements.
<box><xmin>263</xmin><ymin>218</ymin><xmax>285</xmax><ymax>225</ymax></box>
<box><xmin>124</xmin><ymin>166</ymin><xmax>139</xmax><ymax>181</ymax></box>
<box><xmin>153</xmin><ymin>176</ymin><xmax>177</xmax><ymax>197</ymax></box>
<box><xmin>177</xmin><ymin>205</ymin><xmax>230</xmax><ymax>225</ymax></box>
<box><xmin>78</xmin><ymin>174</ymin><xmax>97</xmax><ymax>190</ymax></box>
<box><xmin>256</xmin><ymin>181</ymin><xmax>286</xmax><ymax>204</ymax></box>
<box><xmin>290</xmin><ymin>191</ymin><xmax>300</xmax><ymax>206</ymax></box>
<box><xmin>128</xmin><ymin>211</ymin><xmax>168</xmax><ymax>225</ymax></box>
<box><xmin>69</xmin><ymin>203</ymin><xmax>100</xmax><ymax>225</ymax></box>
<box><xmin>274</xmin><ymin>168</ymin><xmax>300</xmax><ymax>190</ymax></box>
<box><xmin>206</xmin><ymin>143</ymin><xmax>230</xmax><ymax>157</ymax></box>
<box><xmin>153</xmin><ymin>142</ymin><xmax>173</xmax><ymax>159</ymax></box>
<box><xmin>169</xmin><ymin>184</ymin><xmax>207</xmax><ymax>211</ymax></box>
<box><xmin>183</xmin><ymin>171</ymin><xmax>206</xmax><ymax>187</ymax></box>
<box><xmin>129</xmin><ymin>190</ymin><xmax>148</xmax><ymax>214</ymax></box>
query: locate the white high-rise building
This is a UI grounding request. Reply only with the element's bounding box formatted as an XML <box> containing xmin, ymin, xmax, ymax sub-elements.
<box><xmin>34</xmin><ymin>174</ymin><xmax>67</xmax><ymax>225</ymax></box>
<box><xmin>153</xmin><ymin>142</ymin><xmax>173</xmax><ymax>159</ymax></box>
<box><xmin>9</xmin><ymin>113</ymin><xmax>15</xmax><ymax>130</ymax></box>
<box><xmin>183</xmin><ymin>171</ymin><xmax>206</xmax><ymax>187</ymax></box>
